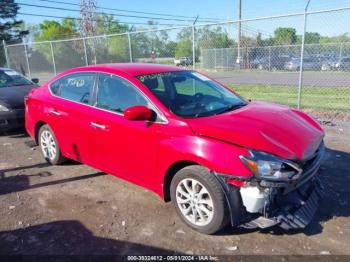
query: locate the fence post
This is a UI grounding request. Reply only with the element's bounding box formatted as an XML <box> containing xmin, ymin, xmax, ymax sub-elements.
<box><xmin>192</xmin><ymin>16</ymin><xmax>199</xmax><ymax>70</ymax></box>
<box><xmin>297</xmin><ymin>0</ymin><xmax>311</xmax><ymax>109</ymax></box>
<box><xmin>127</xmin><ymin>32</ymin><xmax>133</xmax><ymax>63</ymax></box>
<box><xmin>50</xmin><ymin>41</ymin><xmax>57</xmax><ymax>75</ymax></box>
<box><xmin>268</xmin><ymin>46</ymin><xmax>271</xmax><ymax>71</ymax></box>
<box><xmin>2</xmin><ymin>40</ymin><xmax>9</xmax><ymax>68</ymax></box>
<box><xmin>214</xmin><ymin>48</ymin><xmax>217</xmax><ymax>71</ymax></box>
<box><xmin>23</xmin><ymin>41</ymin><xmax>31</xmax><ymax>78</ymax></box>
<box><xmin>339</xmin><ymin>42</ymin><xmax>343</xmax><ymax>60</ymax></box>
<box><xmin>82</xmin><ymin>38</ymin><xmax>88</xmax><ymax>66</ymax></box>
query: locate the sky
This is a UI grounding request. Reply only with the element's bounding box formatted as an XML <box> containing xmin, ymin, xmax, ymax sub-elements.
<box><xmin>15</xmin><ymin>0</ymin><xmax>350</xmax><ymax>38</ymax></box>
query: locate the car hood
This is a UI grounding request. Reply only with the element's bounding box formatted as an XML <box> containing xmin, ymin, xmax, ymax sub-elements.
<box><xmin>186</xmin><ymin>101</ymin><xmax>324</xmax><ymax>161</ymax></box>
<box><xmin>0</xmin><ymin>85</ymin><xmax>36</xmax><ymax>109</ymax></box>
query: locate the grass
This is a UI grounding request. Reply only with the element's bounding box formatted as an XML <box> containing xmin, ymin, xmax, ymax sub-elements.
<box><xmin>227</xmin><ymin>84</ymin><xmax>350</xmax><ymax>112</ymax></box>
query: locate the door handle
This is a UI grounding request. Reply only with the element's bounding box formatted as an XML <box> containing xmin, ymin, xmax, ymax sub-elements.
<box><xmin>49</xmin><ymin>110</ymin><xmax>61</xmax><ymax>116</ymax></box>
<box><xmin>90</xmin><ymin>122</ymin><xmax>106</xmax><ymax>130</ymax></box>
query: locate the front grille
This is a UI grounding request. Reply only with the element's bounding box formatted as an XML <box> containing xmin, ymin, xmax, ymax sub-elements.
<box><xmin>284</xmin><ymin>143</ymin><xmax>325</xmax><ymax>193</ymax></box>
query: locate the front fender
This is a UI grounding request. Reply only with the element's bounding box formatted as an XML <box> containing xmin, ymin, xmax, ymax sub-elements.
<box><xmin>155</xmin><ymin>128</ymin><xmax>252</xmax><ymax>197</ymax></box>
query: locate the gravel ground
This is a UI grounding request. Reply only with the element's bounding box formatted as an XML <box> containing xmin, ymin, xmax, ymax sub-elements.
<box><xmin>0</xmin><ymin>123</ymin><xmax>349</xmax><ymax>256</ymax></box>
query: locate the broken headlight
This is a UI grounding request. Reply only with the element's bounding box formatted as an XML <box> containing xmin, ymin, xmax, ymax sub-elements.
<box><xmin>240</xmin><ymin>150</ymin><xmax>302</xmax><ymax>181</ymax></box>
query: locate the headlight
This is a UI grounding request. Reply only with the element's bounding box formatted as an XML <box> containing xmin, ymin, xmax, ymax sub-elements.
<box><xmin>0</xmin><ymin>104</ymin><xmax>9</xmax><ymax>112</ymax></box>
<box><xmin>240</xmin><ymin>151</ymin><xmax>302</xmax><ymax>181</ymax></box>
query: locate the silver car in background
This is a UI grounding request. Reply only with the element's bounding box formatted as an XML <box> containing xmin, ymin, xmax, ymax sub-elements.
<box><xmin>285</xmin><ymin>57</ymin><xmax>323</xmax><ymax>71</ymax></box>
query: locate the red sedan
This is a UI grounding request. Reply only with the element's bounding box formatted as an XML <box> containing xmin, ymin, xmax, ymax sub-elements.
<box><xmin>25</xmin><ymin>63</ymin><xmax>325</xmax><ymax>234</ymax></box>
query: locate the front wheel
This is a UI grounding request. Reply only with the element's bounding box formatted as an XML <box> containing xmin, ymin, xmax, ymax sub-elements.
<box><xmin>38</xmin><ymin>124</ymin><xmax>66</xmax><ymax>165</ymax></box>
<box><xmin>170</xmin><ymin>165</ymin><xmax>229</xmax><ymax>234</ymax></box>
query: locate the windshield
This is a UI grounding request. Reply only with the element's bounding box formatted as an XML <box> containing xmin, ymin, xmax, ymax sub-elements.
<box><xmin>0</xmin><ymin>70</ymin><xmax>33</xmax><ymax>88</ymax></box>
<box><xmin>137</xmin><ymin>71</ymin><xmax>246</xmax><ymax>118</ymax></box>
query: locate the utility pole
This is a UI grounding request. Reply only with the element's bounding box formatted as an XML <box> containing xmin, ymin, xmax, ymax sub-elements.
<box><xmin>297</xmin><ymin>0</ymin><xmax>311</xmax><ymax>109</ymax></box>
<box><xmin>80</xmin><ymin>0</ymin><xmax>97</xmax><ymax>64</ymax></box>
<box><xmin>236</xmin><ymin>0</ymin><xmax>242</xmax><ymax>68</ymax></box>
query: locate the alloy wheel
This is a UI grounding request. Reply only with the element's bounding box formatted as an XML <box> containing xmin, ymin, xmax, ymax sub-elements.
<box><xmin>175</xmin><ymin>178</ymin><xmax>214</xmax><ymax>226</ymax></box>
<box><xmin>40</xmin><ymin>130</ymin><xmax>57</xmax><ymax>161</ymax></box>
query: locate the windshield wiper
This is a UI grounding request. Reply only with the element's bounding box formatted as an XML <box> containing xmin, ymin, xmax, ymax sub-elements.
<box><xmin>181</xmin><ymin>103</ymin><xmax>246</xmax><ymax>118</ymax></box>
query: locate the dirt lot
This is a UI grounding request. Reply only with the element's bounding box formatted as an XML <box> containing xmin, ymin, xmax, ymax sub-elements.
<box><xmin>0</xmin><ymin>122</ymin><xmax>349</xmax><ymax>256</ymax></box>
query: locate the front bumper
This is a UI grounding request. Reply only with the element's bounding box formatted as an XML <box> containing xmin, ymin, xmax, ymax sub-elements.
<box><xmin>275</xmin><ymin>176</ymin><xmax>324</xmax><ymax>230</ymax></box>
<box><xmin>0</xmin><ymin>109</ymin><xmax>25</xmax><ymax>132</ymax></box>
<box><xmin>216</xmin><ymin>143</ymin><xmax>325</xmax><ymax>230</ymax></box>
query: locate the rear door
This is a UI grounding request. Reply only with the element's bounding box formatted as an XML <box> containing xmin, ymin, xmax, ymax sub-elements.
<box><xmin>46</xmin><ymin>72</ymin><xmax>97</xmax><ymax>162</ymax></box>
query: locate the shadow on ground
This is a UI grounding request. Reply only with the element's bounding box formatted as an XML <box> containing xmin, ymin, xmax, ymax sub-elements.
<box><xmin>0</xmin><ymin>171</ymin><xmax>106</xmax><ymax>196</ymax></box>
<box><xmin>0</xmin><ymin>220</ymin><xmax>181</xmax><ymax>255</ymax></box>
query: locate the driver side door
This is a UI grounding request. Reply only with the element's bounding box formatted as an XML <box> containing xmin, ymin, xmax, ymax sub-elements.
<box><xmin>87</xmin><ymin>73</ymin><xmax>161</xmax><ymax>189</ymax></box>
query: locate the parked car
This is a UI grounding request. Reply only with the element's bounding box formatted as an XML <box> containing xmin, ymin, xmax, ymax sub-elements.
<box><xmin>25</xmin><ymin>63</ymin><xmax>325</xmax><ymax>234</ymax></box>
<box><xmin>331</xmin><ymin>57</ymin><xmax>350</xmax><ymax>71</ymax></box>
<box><xmin>174</xmin><ymin>57</ymin><xmax>192</xmax><ymax>66</ymax></box>
<box><xmin>0</xmin><ymin>68</ymin><xmax>38</xmax><ymax>132</ymax></box>
<box><xmin>254</xmin><ymin>56</ymin><xmax>290</xmax><ymax>71</ymax></box>
<box><xmin>285</xmin><ymin>57</ymin><xmax>322</xmax><ymax>71</ymax></box>
<box><xmin>321</xmin><ymin>58</ymin><xmax>338</xmax><ymax>71</ymax></box>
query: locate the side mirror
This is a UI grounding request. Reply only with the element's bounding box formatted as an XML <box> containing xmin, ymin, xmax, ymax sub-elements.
<box><xmin>31</xmin><ymin>78</ymin><xmax>39</xmax><ymax>84</ymax></box>
<box><xmin>124</xmin><ymin>105</ymin><xmax>153</xmax><ymax>121</ymax></box>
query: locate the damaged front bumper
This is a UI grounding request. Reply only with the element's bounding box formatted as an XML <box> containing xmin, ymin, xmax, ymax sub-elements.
<box><xmin>244</xmin><ymin>176</ymin><xmax>324</xmax><ymax>230</ymax></box>
<box><xmin>215</xmin><ymin>143</ymin><xmax>325</xmax><ymax>230</ymax></box>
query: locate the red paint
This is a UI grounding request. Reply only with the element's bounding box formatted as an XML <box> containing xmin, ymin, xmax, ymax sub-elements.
<box><xmin>25</xmin><ymin>63</ymin><xmax>324</xmax><ymax>199</ymax></box>
<box><xmin>124</xmin><ymin>105</ymin><xmax>153</xmax><ymax>121</ymax></box>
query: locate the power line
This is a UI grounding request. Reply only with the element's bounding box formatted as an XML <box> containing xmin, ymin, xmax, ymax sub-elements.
<box><xmin>37</xmin><ymin>0</ymin><xmax>222</xmax><ymax>22</ymax></box>
<box><xmin>18</xmin><ymin>12</ymin><xmax>188</xmax><ymax>26</ymax></box>
<box><xmin>16</xmin><ymin>2</ymin><xmax>219</xmax><ymax>23</ymax></box>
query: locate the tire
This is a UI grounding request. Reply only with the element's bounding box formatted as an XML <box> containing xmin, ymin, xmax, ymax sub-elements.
<box><xmin>38</xmin><ymin>124</ymin><xmax>66</xmax><ymax>165</ymax></box>
<box><xmin>170</xmin><ymin>165</ymin><xmax>229</xmax><ymax>234</ymax></box>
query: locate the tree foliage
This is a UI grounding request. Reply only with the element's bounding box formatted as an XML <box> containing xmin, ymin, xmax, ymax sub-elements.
<box><xmin>0</xmin><ymin>0</ymin><xmax>28</xmax><ymax>43</ymax></box>
<box><xmin>273</xmin><ymin>27</ymin><xmax>297</xmax><ymax>45</ymax></box>
<box><xmin>1</xmin><ymin>0</ymin><xmax>28</xmax><ymax>66</ymax></box>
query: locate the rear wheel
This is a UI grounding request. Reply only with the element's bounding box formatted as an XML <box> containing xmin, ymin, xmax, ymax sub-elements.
<box><xmin>170</xmin><ymin>165</ymin><xmax>229</xmax><ymax>234</ymax></box>
<box><xmin>38</xmin><ymin>125</ymin><xmax>66</xmax><ymax>165</ymax></box>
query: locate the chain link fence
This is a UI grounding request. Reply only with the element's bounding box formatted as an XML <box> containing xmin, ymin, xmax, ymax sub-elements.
<box><xmin>2</xmin><ymin>6</ymin><xmax>350</xmax><ymax>120</ymax></box>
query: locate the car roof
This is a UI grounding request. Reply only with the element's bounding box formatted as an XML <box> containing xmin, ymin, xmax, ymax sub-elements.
<box><xmin>71</xmin><ymin>63</ymin><xmax>184</xmax><ymax>77</ymax></box>
<box><xmin>0</xmin><ymin>67</ymin><xmax>16</xmax><ymax>71</ymax></box>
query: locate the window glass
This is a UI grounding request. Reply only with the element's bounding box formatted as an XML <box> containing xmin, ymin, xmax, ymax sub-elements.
<box><xmin>138</xmin><ymin>71</ymin><xmax>246</xmax><ymax>118</ymax></box>
<box><xmin>0</xmin><ymin>70</ymin><xmax>33</xmax><ymax>88</ymax></box>
<box><xmin>55</xmin><ymin>74</ymin><xmax>95</xmax><ymax>104</ymax></box>
<box><xmin>49</xmin><ymin>79</ymin><xmax>62</xmax><ymax>95</ymax></box>
<box><xmin>96</xmin><ymin>74</ymin><xmax>148</xmax><ymax>113</ymax></box>
<box><xmin>173</xmin><ymin>78</ymin><xmax>221</xmax><ymax>98</ymax></box>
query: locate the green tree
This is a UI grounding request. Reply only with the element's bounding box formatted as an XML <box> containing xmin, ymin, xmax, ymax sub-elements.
<box><xmin>257</xmin><ymin>33</ymin><xmax>274</xmax><ymax>47</ymax></box>
<box><xmin>95</xmin><ymin>14</ymin><xmax>128</xmax><ymax>35</ymax></box>
<box><xmin>198</xmin><ymin>26</ymin><xmax>234</xmax><ymax>49</ymax></box>
<box><xmin>305</xmin><ymin>32</ymin><xmax>321</xmax><ymax>44</ymax></box>
<box><xmin>1</xmin><ymin>0</ymin><xmax>28</xmax><ymax>66</ymax></box>
<box><xmin>273</xmin><ymin>27</ymin><xmax>297</xmax><ymax>45</ymax></box>
<box><xmin>320</xmin><ymin>33</ymin><xmax>350</xmax><ymax>43</ymax></box>
<box><xmin>35</xmin><ymin>19</ymin><xmax>85</xmax><ymax>71</ymax></box>
<box><xmin>0</xmin><ymin>0</ymin><xmax>28</xmax><ymax>42</ymax></box>
<box><xmin>175</xmin><ymin>38</ymin><xmax>192</xmax><ymax>58</ymax></box>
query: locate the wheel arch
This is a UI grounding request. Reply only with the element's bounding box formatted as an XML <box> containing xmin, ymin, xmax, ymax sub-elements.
<box><xmin>34</xmin><ymin>121</ymin><xmax>47</xmax><ymax>144</ymax></box>
<box><xmin>163</xmin><ymin>160</ymin><xmax>199</xmax><ymax>202</ymax></box>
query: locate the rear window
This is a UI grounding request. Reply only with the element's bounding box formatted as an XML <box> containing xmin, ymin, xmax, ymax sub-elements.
<box><xmin>49</xmin><ymin>73</ymin><xmax>95</xmax><ymax>104</ymax></box>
